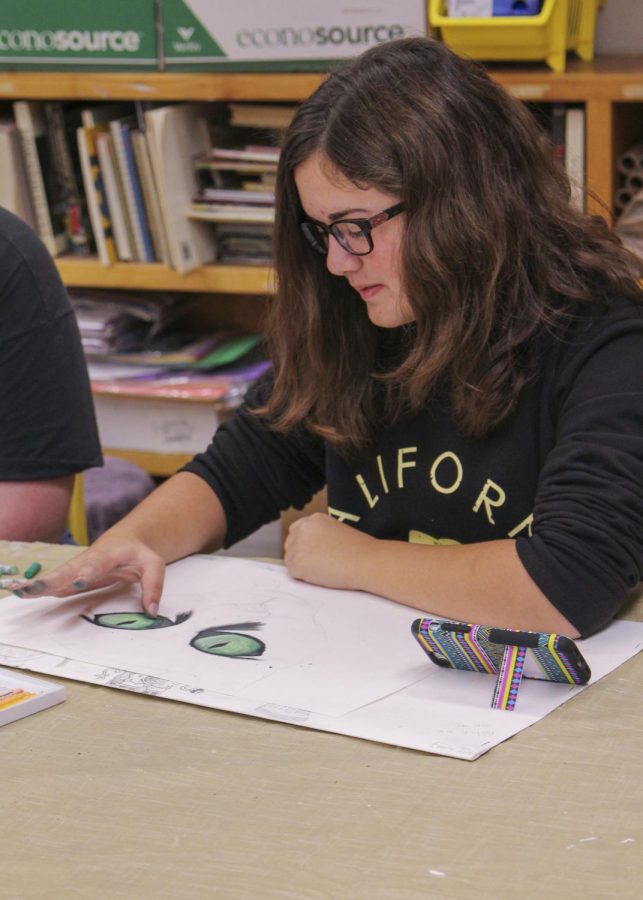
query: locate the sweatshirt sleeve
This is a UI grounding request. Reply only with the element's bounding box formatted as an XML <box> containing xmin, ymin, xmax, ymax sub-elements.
<box><xmin>516</xmin><ymin>305</ymin><xmax>643</xmax><ymax>636</ymax></box>
<box><xmin>182</xmin><ymin>374</ymin><xmax>327</xmax><ymax>547</ymax></box>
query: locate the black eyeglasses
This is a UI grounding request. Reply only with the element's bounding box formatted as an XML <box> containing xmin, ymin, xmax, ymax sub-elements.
<box><xmin>300</xmin><ymin>202</ymin><xmax>405</xmax><ymax>256</ymax></box>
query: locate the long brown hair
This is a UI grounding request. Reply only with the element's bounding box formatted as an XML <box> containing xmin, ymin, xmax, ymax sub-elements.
<box><xmin>264</xmin><ymin>37</ymin><xmax>641</xmax><ymax>454</ymax></box>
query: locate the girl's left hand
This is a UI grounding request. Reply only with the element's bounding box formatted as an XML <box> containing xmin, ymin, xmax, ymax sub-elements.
<box><xmin>284</xmin><ymin>512</ymin><xmax>374</xmax><ymax>591</ymax></box>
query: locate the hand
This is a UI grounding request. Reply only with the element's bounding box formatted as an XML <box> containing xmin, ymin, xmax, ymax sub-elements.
<box><xmin>12</xmin><ymin>534</ymin><xmax>166</xmax><ymax>618</ymax></box>
<box><xmin>284</xmin><ymin>513</ymin><xmax>375</xmax><ymax>591</ymax></box>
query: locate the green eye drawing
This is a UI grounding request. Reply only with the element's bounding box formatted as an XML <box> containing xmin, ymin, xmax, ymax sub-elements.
<box><xmin>82</xmin><ymin>611</ymin><xmax>192</xmax><ymax>630</ymax></box>
<box><xmin>190</xmin><ymin>622</ymin><xmax>265</xmax><ymax>659</ymax></box>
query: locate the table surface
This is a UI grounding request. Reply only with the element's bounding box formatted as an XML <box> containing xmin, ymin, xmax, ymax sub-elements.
<box><xmin>1</xmin><ymin>541</ymin><xmax>642</xmax><ymax>900</ymax></box>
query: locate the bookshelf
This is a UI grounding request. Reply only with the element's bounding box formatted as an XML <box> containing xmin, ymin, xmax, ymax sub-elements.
<box><xmin>56</xmin><ymin>259</ymin><xmax>274</xmax><ymax>293</ymax></box>
<box><xmin>2</xmin><ymin>56</ymin><xmax>642</xmax><ymax>475</ymax></box>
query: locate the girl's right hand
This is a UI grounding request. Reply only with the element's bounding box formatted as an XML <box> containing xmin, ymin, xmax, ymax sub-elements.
<box><xmin>12</xmin><ymin>536</ymin><xmax>167</xmax><ymax>618</ymax></box>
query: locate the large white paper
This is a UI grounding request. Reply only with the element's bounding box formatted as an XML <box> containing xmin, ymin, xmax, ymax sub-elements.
<box><xmin>1</xmin><ymin>555</ymin><xmax>641</xmax><ymax>759</ymax></box>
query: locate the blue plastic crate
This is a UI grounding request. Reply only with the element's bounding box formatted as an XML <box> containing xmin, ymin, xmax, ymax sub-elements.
<box><xmin>493</xmin><ymin>1</ymin><xmax>542</xmax><ymax>13</ymax></box>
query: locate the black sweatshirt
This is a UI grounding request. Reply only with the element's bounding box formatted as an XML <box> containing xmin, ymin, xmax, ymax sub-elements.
<box><xmin>185</xmin><ymin>296</ymin><xmax>643</xmax><ymax>637</ymax></box>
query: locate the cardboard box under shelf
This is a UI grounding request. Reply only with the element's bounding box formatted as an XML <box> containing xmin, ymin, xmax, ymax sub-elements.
<box><xmin>93</xmin><ymin>393</ymin><xmax>233</xmax><ymax>456</ymax></box>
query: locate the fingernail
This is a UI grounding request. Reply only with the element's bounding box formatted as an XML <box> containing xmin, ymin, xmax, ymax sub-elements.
<box><xmin>147</xmin><ymin>602</ymin><xmax>159</xmax><ymax>618</ymax></box>
<box><xmin>20</xmin><ymin>580</ymin><xmax>46</xmax><ymax>595</ymax></box>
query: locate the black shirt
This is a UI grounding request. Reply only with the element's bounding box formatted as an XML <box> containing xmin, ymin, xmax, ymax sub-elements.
<box><xmin>0</xmin><ymin>207</ymin><xmax>102</xmax><ymax>480</ymax></box>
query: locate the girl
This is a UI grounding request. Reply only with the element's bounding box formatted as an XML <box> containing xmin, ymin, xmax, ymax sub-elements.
<box><xmin>21</xmin><ymin>38</ymin><xmax>643</xmax><ymax>638</ymax></box>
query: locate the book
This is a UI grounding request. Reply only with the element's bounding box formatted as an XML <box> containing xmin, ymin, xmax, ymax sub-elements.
<box><xmin>0</xmin><ymin>119</ymin><xmax>36</xmax><ymax>228</ymax></box>
<box><xmin>196</xmin><ymin>160</ymin><xmax>279</xmax><ymax>175</ymax></box>
<box><xmin>80</xmin><ymin>102</ymin><xmax>134</xmax><ymax>130</ymax></box>
<box><xmin>565</xmin><ymin>106</ymin><xmax>585</xmax><ymax>212</ymax></box>
<box><xmin>109</xmin><ymin>117</ymin><xmax>156</xmax><ymax>262</ymax></box>
<box><xmin>76</xmin><ymin>123</ymin><xmax>118</xmax><ymax>266</ymax></box>
<box><xmin>188</xmin><ymin>205</ymin><xmax>275</xmax><ymax>224</ymax></box>
<box><xmin>95</xmin><ymin>132</ymin><xmax>135</xmax><ymax>262</ymax></box>
<box><xmin>210</xmin><ymin>146</ymin><xmax>280</xmax><ymax>163</ymax></box>
<box><xmin>144</xmin><ymin>103</ymin><xmax>216</xmax><ymax>273</ymax></box>
<box><xmin>550</xmin><ymin>102</ymin><xmax>566</xmax><ymax>166</ymax></box>
<box><xmin>12</xmin><ymin>101</ymin><xmax>67</xmax><ymax>257</ymax></box>
<box><xmin>196</xmin><ymin>188</ymin><xmax>275</xmax><ymax>205</ymax></box>
<box><xmin>240</xmin><ymin>178</ymin><xmax>275</xmax><ymax>192</ymax></box>
<box><xmin>43</xmin><ymin>102</ymin><xmax>91</xmax><ymax>256</ymax></box>
<box><xmin>215</xmin><ymin>223</ymin><xmax>273</xmax><ymax>265</ymax></box>
<box><xmin>0</xmin><ymin>667</ymin><xmax>66</xmax><ymax>727</ymax></box>
<box><xmin>131</xmin><ymin>128</ymin><xmax>170</xmax><ymax>264</ymax></box>
<box><xmin>228</xmin><ymin>103</ymin><xmax>295</xmax><ymax>130</ymax></box>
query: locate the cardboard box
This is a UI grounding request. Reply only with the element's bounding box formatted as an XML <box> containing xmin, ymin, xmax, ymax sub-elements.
<box><xmin>93</xmin><ymin>393</ymin><xmax>233</xmax><ymax>456</ymax></box>
<box><xmin>160</xmin><ymin>1</ymin><xmax>427</xmax><ymax>70</ymax></box>
<box><xmin>0</xmin><ymin>0</ymin><xmax>158</xmax><ymax>70</ymax></box>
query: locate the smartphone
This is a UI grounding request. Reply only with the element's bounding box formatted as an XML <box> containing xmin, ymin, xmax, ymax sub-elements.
<box><xmin>411</xmin><ymin>617</ymin><xmax>591</xmax><ymax>709</ymax></box>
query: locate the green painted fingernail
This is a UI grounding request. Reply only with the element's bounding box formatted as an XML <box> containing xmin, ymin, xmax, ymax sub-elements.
<box><xmin>23</xmin><ymin>562</ymin><xmax>42</xmax><ymax>579</ymax></box>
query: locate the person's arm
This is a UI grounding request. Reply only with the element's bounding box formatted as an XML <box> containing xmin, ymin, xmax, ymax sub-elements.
<box><xmin>18</xmin><ymin>373</ymin><xmax>326</xmax><ymax>613</ymax></box>
<box><xmin>284</xmin><ymin>513</ymin><xmax>579</xmax><ymax>636</ymax></box>
<box><xmin>0</xmin><ymin>476</ymin><xmax>75</xmax><ymax>543</ymax></box>
<box><xmin>21</xmin><ymin>471</ymin><xmax>228</xmax><ymax>617</ymax></box>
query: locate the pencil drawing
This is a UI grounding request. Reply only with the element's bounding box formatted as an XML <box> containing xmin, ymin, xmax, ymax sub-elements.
<box><xmin>81</xmin><ymin>611</ymin><xmax>193</xmax><ymax>629</ymax></box>
<box><xmin>190</xmin><ymin>622</ymin><xmax>266</xmax><ymax>659</ymax></box>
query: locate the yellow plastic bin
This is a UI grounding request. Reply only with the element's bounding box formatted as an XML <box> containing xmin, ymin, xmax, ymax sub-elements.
<box><xmin>428</xmin><ymin>0</ymin><xmax>606</xmax><ymax>73</ymax></box>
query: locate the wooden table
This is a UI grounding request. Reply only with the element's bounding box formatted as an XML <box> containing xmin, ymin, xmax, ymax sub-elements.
<box><xmin>1</xmin><ymin>541</ymin><xmax>642</xmax><ymax>899</ymax></box>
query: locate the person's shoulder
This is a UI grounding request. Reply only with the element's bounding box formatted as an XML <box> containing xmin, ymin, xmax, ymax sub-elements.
<box><xmin>547</xmin><ymin>288</ymin><xmax>643</xmax><ymax>393</ymax></box>
<box><xmin>0</xmin><ymin>206</ymin><xmax>54</xmax><ymax>271</ymax></box>
<box><xmin>564</xmin><ymin>286</ymin><xmax>643</xmax><ymax>346</ymax></box>
<box><xmin>0</xmin><ymin>206</ymin><xmax>62</xmax><ymax>295</ymax></box>
<box><xmin>0</xmin><ymin>205</ymin><xmax>41</xmax><ymax>248</ymax></box>
<box><xmin>0</xmin><ymin>206</ymin><xmax>71</xmax><ymax>324</ymax></box>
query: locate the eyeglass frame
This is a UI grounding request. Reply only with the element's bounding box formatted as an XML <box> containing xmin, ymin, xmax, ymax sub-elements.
<box><xmin>299</xmin><ymin>201</ymin><xmax>405</xmax><ymax>257</ymax></box>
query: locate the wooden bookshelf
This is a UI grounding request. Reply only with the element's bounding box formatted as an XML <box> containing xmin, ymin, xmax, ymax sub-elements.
<box><xmin>56</xmin><ymin>259</ymin><xmax>275</xmax><ymax>294</ymax></box>
<box><xmin>1</xmin><ymin>56</ymin><xmax>641</xmax><ymax>103</ymax></box>
<box><xmin>2</xmin><ymin>56</ymin><xmax>638</xmax><ymax>252</ymax></box>
<box><xmin>2</xmin><ymin>57</ymin><xmax>642</xmax><ymax>474</ymax></box>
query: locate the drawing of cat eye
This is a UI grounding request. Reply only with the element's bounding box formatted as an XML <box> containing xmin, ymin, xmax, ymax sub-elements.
<box><xmin>190</xmin><ymin>625</ymin><xmax>265</xmax><ymax>659</ymax></box>
<box><xmin>82</xmin><ymin>611</ymin><xmax>192</xmax><ymax>630</ymax></box>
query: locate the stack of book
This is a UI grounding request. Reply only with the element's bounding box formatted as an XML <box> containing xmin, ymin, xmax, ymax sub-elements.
<box><xmin>2</xmin><ymin>101</ymin><xmax>91</xmax><ymax>257</ymax></box>
<box><xmin>69</xmin><ymin>289</ymin><xmax>270</xmax><ymax>455</ymax></box>
<box><xmin>2</xmin><ymin>99</ymin><xmax>298</xmax><ymax>273</ymax></box>
<box><xmin>70</xmin><ymin>290</ymin><xmax>179</xmax><ymax>358</ymax></box>
<box><xmin>2</xmin><ymin>99</ymin><xmax>218</xmax><ymax>273</ymax></box>
<box><xmin>191</xmin><ymin>146</ymin><xmax>278</xmax><ymax>266</ymax></box>
<box><xmin>189</xmin><ymin>103</ymin><xmax>294</xmax><ymax>265</ymax></box>
<box><xmin>75</xmin><ymin>101</ymin><xmax>201</xmax><ymax>269</ymax></box>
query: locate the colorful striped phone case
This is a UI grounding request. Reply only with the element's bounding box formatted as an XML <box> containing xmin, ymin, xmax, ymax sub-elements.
<box><xmin>411</xmin><ymin>618</ymin><xmax>591</xmax><ymax>710</ymax></box>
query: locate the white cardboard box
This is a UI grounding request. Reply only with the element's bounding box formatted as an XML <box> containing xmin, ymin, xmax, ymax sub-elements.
<box><xmin>93</xmin><ymin>394</ymin><xmax>232</xmax><ymax>455</ymax></box>
<box><xmin>161</xmin><ymin>1</ymin><xmax>427</xmax><ymax>68</ymax></box>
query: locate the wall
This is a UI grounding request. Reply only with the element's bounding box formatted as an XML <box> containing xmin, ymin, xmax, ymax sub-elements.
<box><xmin>595</xmin><ymin>0</ymin><xmax>643</xmax><ymax>55</ymax></box>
